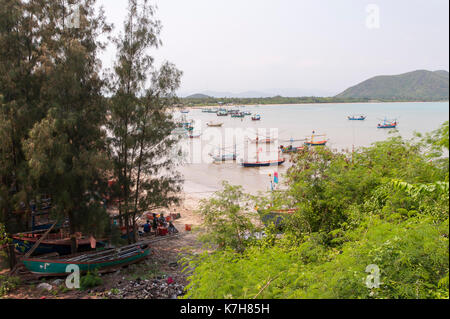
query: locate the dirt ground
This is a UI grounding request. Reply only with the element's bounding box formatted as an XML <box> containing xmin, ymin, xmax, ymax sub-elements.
<box><xmin>1</xmin><ymin>193</ymin><xmax>209</xmax><ymax>299</ymax></box>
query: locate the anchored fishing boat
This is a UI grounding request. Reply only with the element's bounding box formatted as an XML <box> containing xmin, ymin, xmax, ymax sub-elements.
<box><xmin>22</xmin><ymin>243</ymin><xmax>150</xmax><ymax>277</ymax></box>
<box><xmin>348</xmin><ymin>115</ymin><xmax>366</xmax><ymax>120</ymax></box>
<box><xmin>217</xmin><ymin>111</ymin><xmax>228</xmax><ymax>116</ymax></box>
<box><xmin>189</xmin><ymin>133</ymin><xmax>201</xmax><ymax>138</ymax></box>
<box><xmin>180</xmin><ymin>109</ymin><xmax>189</xmax><ymax>114</ymax></box>
<box><xmin>231</xmin><ymin>112</ymin><xmax>245</xmax><ymax>118</ymax></box>
<box><xmin>280</xmin><ymin>145</ymin><xmax>305</xmax><ymax>153</ymax></box>
<box><xmin>251</xmin><ymin>114</ymin><xmax>261</xmax><ymax>121</ymax></box>
<box><xmin>377</xmin><ymin>118</ymin><xmax>398</xmax><ymax>129</ymax></box>
<box><xmin>304</xmin><ymin>132</ymin><xmax>328</xmax><ymax>146</ymax></box>
<box><xmin>241</xmin><ymin>139</ymin><xmax>285</xmax><ymax>167</ymax></box>
<box><xmin>250</xmin><ymin>136</ymin><xmax>277</xmax><ymax>144</ymax></box>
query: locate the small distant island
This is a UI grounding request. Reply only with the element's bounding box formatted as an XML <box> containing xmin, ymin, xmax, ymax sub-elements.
<box><xmin>180</xmin><ymin>70</ymin><xmax>449</xmax><ymax>106</ymax></box>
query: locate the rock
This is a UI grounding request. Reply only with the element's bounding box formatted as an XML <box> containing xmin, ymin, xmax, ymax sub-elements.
<box><xmin>37</xmin><ymin>283</ymin><xmax>53</xmax><ymax>291</ymax></box>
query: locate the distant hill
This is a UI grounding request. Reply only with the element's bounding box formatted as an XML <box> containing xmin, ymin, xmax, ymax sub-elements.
<box><xmin>185</xmin><ymin>93</ymin><xmax>211</xmax><ymax>99</ymax></box>
<box><xmin>336</xmin><ymin>70</ymin><xmax>449</xmax><ymax>101</ymax></box>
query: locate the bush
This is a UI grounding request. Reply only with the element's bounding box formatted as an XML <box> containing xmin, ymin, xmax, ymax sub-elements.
<box><xmin>80</xmin><ymin>270</ymin><xmax>103</xmax><ymax>290</ymax></box>
<box><xmin>0</xmin><ymin>275</ymin><xmax>21</xmax><ymax>297</ymax></box>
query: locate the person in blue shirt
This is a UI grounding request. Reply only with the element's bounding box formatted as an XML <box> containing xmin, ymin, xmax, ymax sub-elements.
<box><xmin>143</xmin><ymin>220</ymin><xmax>151</xmax><ymax>233</ymax></box>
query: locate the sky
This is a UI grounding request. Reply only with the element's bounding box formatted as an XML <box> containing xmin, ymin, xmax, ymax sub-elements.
<box><xmin>96</xmin><ymin>0</ymin><xmax>449</xmax><ymax>97</ymax></box>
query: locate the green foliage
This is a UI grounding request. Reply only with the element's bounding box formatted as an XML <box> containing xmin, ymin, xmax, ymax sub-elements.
<box><xmin>80</xmin><ymin>270</ymin><xmax>103</xmax><ymax>290</ymax></box>
<box><xmin>0</xmin><ymin>274</ymin><xmax>21</xmax><ymax>297</ymax></box>
<box><xmin>183</xmin><ymin>123</ymin><xmax>449</xmax><ymax>299</ymax></box>
<box><xmin>196</xmin><ymin>182</ymin><xmax>260</xmax><ymax>252</ymax></box>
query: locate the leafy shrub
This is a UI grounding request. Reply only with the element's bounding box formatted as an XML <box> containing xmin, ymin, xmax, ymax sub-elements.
<box><xmin>80</xmin><ymin>270</ymin><xmax>103</xmax><ymax>290</ymax></box>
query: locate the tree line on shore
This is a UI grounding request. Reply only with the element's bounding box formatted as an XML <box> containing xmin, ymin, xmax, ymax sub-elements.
<box><xmin>0</xmin><ymin>0</ymin><xmax>182</xmax><ymax>252</ymax></box>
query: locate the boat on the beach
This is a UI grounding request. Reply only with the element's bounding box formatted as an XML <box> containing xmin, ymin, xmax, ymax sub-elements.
<box><xmin>348</xmin><ymin>115</ymin><xmax>366</xmax><ymax>120</ymax></box>
<box><xmin>251</xmin><ymin>114</ymin><xmax>261</xmax><ymax>121</ymax></box>
<box><xmin>241</xmin><ymin>158</ymin><xmax>285</xmax><ymax>167</ymax></box>
<box><xmin>259</xmin><ymin>209</ymin><xmax>296</xmax><ymax>228</ymax></box>
<box><xmin>21</xmin><ymin>243</ymin><xmax>150</xmax><ymax>277</ymax></box>
<box><xmin>13</xmin><ymin>229</ymin><xmax>105</xmax><ymax>256</ymax></box>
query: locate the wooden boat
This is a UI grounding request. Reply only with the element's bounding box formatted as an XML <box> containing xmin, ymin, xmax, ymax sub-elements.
<box><xmin>304</xmin><ymin>132</ymin><xmax>327</xmax><ymax>146</ymax></box>
<box><xmin>231</xmin><ymin>112</ymin><xmax>245</xmax><ymax>118</ymax></box>
<box><xmin>348</xmin><ymin>115</ymin><xmax>366</xmax><ymax>120</ymax></box>
<box><xmin>250</xmin><ymin>137</ymin><xmax>276</xmax><ymax>144</ymax></box>
<box><xmin>280</xmin><ymin>145</ymin><xmax>305</xmax><ymax>153</ymax></box>
<box><xmin>377</xmin><ymin>118</ymin><xmax>398</xmax><ymax>129</ymax></box>
<box><xmin>13</xmin><ymin>230</ymin><xmax>105</xmax><ymax>256</ymax></box>
<box><xmin>180</xmin><ymin>109</ymin><xmax>190</xmax><ymax>114</ymax></box>
<box><xmin>206</xmin><ymin>121</ymin><xmax>223</xmax><ymax>127</ymax></box>
<box><xmin>217</xmin><ymin>111</ymin><xmax>228</xmax><ymax>116</ymax></box>
<box><xmin>243</xmin><ymin>111</ymin><xmax>252</xmax><ymax>116</ymax></box>
<box><xmin>189</xmin><ymin>133</ymin><xmax>201</xmax><ymax>138</ymax></box>
<box><xmin>241</xmin><ymin>158</ymin><xmax>285</xmax><ymax>167</ymax></box>
<box><xmin>377</xmin><ymin>121</ymin><xmax>397</xmax><ymax>129</ymax></box>
<box><xmin>251</xmin><ymin>114</ymin><xmax>261</xmax><ymax>121</ymax></box>
<box><xmin>22</xmin><ymin>244</ymin><xmax>150</xmax><ymax>277</ymax></box>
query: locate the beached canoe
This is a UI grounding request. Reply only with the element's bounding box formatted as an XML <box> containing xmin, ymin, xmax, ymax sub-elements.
<box><xmin>22</xmin><ymin>244</ymin><xmax>150</xmax><ymax>277</ymax></box>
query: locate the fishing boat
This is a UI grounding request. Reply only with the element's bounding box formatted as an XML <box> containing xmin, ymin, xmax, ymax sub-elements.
<box><xmin>251</xmin><ymin>114</ymin><xmax>261</xmax><ymax>121</ymax></box>
<box><xmin>231</xmin><ymin>112</ymin><xmax>245</xmax><ymax>118</ymax></box>
<box><xmin>243</xmin><ymin>111</ymin><xmax>252</xmax><ymax>116</ymax></box>
<box><xmin>241</xmin><ymin>158</ymin><xmax>285</xmax><ymax>167</ymax></box>
<box><xmin>206</xmin><ymin>121</ymin><xmax>223</xmax><ymax>127</ymax></box>
<box><xmin>348</xmin><ymin>115</ymin><xmax>366</xmax><ymax>120</ymax></box>
<box><xmin>180</xmin><ymin>109</ymin><xmax>190</xmax><ymax>114</ymax></box>
<box><xmin>304</xmin><ymin>132</ymin><xmax>328</xmax><ymax>146</ymax></box>
<box><xmin>377</xmin><ymin>118</ymin><xmax>398</xmax><ymax>129</ymax></box>
<box><xmin>189</xmin><ymin>133</ymin><xmax>201</xmax><ymax>138</ymax></box>
<box><xmin>22</xmin><ymin>243</ymin><xmax>150</xmax><ymax>277</ymax></box>
<box><xmin>212</xmin><ymin>153</ymin><xmax>237</xmax><ymax>161</ymax></box>
<box><xmin>217</xmin><ymin>111</ymin><xmax>228</xmax><ymax>116</ymax></box>
<box><xmin>280</xmin><ymin>145</ymin><xmax>305</xmax><ymax>153</ymax></box>
<box><xmin>13</xmin><ymin>229</ymin><xmax>105</xmax><ymax>256</ymax></box>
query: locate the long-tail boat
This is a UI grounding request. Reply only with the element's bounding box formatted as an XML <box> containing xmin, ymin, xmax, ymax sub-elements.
<box><xmin>377</xmin><ymin>118</ymin><xmax>398</xmax><ymax>128</ymax></box>
<box><xmin>280</xmin><ymin>145</ymin><xmax>305</xmax><ymax>153</ymax></box>
<box><xmin>22</xmin><ymin>243</ymin><xmax>150</xmax><ymax>277</ymax></box>
<box><xmin>241</xmin><ymin>158</ymin><xmax>285</xmax><ymax>167</ymax></box>
<box><xmin>304</xmin><ymin>132</ymin><xmax>327</xmax><ymax>146</ymax></box>
<box><xmin>13</xmin><ymin>229</ymin><xmax>106</xmax><ymax>256</ymax></box>
<box><xmin>231</xmin><ymin>112</ymin><xmax>245</xmax><ymax>118</ymax></box>
<box><xmin>217</xmin><ymin>111</ymin><xmax>228</xmax><ymax>116</ymax></box>
<box><xmin>251</xmin><ymin>114</ymin><xmax>261</xmax><ymax>121</ymax></box>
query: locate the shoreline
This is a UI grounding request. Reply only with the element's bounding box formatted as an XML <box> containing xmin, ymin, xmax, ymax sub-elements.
<box><xmin>178</xmin><ymin>100</ymin><xmax>449</xmax><ymax>109</ymax></box>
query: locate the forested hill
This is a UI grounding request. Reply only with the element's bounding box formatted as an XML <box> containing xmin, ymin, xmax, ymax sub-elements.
<box><xmin>336</xmin><ymin>70</ymin><xmax>449</xmax><ymax>101</ymax></box>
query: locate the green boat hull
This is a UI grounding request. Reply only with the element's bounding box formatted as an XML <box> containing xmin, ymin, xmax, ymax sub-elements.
<box><xmin>22</xmin><ymin>248</ymin><xmax>150</xmax><ymax>276</ymax></box>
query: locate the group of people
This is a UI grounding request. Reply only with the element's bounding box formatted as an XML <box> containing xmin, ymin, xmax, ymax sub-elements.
<box><xmin>142</xmin><ymin>213</ymin><xmax>178</xmax><ymax>235</ymax></box>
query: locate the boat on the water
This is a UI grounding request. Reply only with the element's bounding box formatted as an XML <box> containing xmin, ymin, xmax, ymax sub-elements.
<box><xmin>206</xmin><ymin>121</ymin><xmax>223</xmax><ymax>127</ymax></box>
<box><xmin>189</xmin><ymin>133</ymin><xmax>201</xmax><ymax>138</ymax></box>
<box><xmin>304</xmin><ymin>132</ymin><xmax>328</xmax><ymax>146</ymax></box>
<box><xmin>348</xmin><ymin>115</ymin><xmax>366</xmax><ymax>120</ymax></box>
<box><xmin>280</xmin><ymin>145</ymin><xmax>305</xmax><ymax>153</ymax></box>
<box><xmin>377</xmin><ymin>118</ymin><xmax>398</xmax><ymax>129</ymax></box>
<box><xmin>217</xmin><ymin>111</ymin><xmax>228</xmax><ymax>116</ymax></box>
<box><xmin>180</xmin><ymin>109</ymin><xmax>189</xmax><ymax>114</ymax></box>
<box><xmin>241</xmin><ymin>158</ymin><xmax>285</xmax><ymax>167</ymax></box>
<box><xmin>251</xmin><ymin>114</ymin><xmax>261</xmax><ymax>121</ymax></box>
<box><xmin>231</xmin><ymin>112</ymin><xmax>245</xmax><ymax>118</ymax></box>
<box><xmin>22</xmin><ymin>243</ymin><xmax>150</xmax><ymax>277</ymax></box>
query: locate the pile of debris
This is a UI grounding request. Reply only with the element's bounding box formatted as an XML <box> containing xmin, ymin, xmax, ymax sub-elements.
<box><xmin>104</xmin><ymin>275</ymin><xmax>186</xmax><ymax>299</ymax></box>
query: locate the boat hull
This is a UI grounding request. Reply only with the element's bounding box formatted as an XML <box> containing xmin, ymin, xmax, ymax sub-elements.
<box><xmin>13</xmin><ymin>237</ymin><xmax>105</xmax><ymax>256</ymax></box>
<box><xmin>241</xmin><ymin>159</ymin><xmax>285</xmax><ymax>167</ymax></box>
<box><xmin>304</xmin><ymin>140</ymin><xmax>327</xmax><ymax>146</ymax></box>
<box><xmin>22</xmin><ymin>248</ymin><xmax>150</xmax><ymax>276</ymax></box>
<box><xmin>377</xmin><ymin>125</ymin><xmax>397</xmax><ymax>129</ymax></box>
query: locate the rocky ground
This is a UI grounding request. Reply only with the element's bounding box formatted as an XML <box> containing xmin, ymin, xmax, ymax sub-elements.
<box><xmin>1</xmin><ymin>193</ymin><xmax>207</xmax><ymax>299</ymax></box>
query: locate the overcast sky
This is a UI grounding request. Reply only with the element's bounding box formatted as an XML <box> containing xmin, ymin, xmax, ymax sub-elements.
<box><xmin>96</xmin><ymin>0</ymin><xmax>449</xmax><ymax>96</ymax></box>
